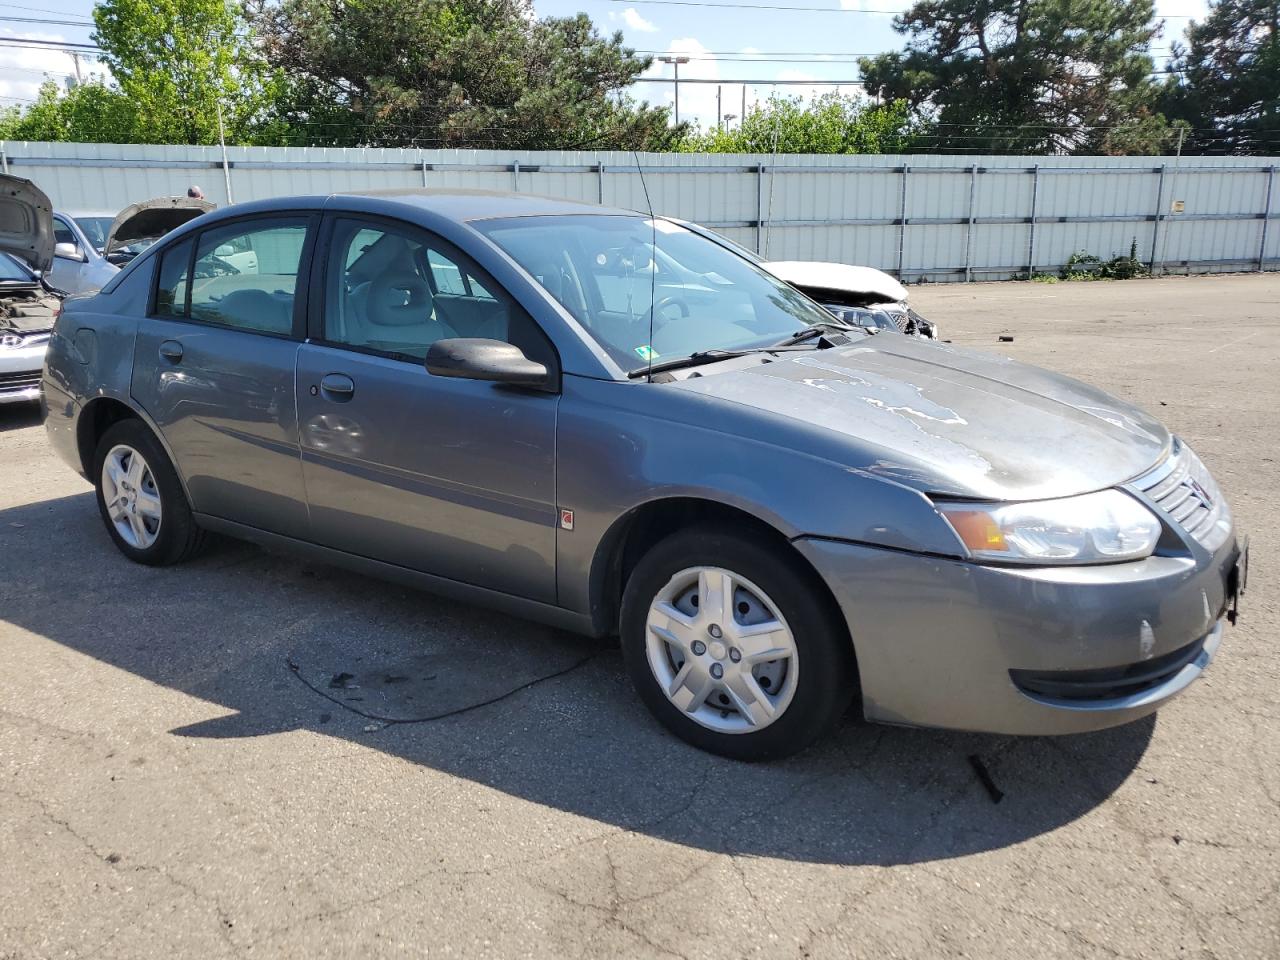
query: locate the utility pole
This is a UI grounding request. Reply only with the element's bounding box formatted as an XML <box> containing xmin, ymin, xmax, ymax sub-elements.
<box><xmin>216</xmin><ymin>98</ymin><xmax>233</xmax><ymax>204</ymax></box>
<box><xmin>717</xmin><ymin>85</ymin><xmax>722</xmax><ymax>129</ymax></box>
<box><xmin>69</xmin><ymin>51</ymin><xmax>83</xmax><ymax>85</ymax></box>
<box><xmin>742</xmin><ymin>84</ymin><xmax>747</xmax><ymax>122</ymax></box>
<box><xmin>658</xmin><ymin>55</ymin><xmax>690</xmax><ymax>126</ymax></box>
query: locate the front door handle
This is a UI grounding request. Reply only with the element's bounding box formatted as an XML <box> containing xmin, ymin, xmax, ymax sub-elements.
<box><xmin>319</xmin><ymin>372</ymin><xmax>355</xmax><ymax>401</ymax></box>
<box><xmin>158</xmin><ymin>340</ymin><xmax>184</xmax><ymax>363</ymax></box>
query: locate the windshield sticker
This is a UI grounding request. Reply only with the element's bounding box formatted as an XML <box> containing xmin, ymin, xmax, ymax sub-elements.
<box><xmin>634</xmin><ymin>345</ymin><xmax>659</xmax><ymax>362</ymax></box>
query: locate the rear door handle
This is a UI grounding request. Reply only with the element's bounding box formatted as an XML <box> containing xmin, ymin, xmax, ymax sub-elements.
<box><xmin>159</xmin><ymin>340</ymin><xmax>184</xmax><ymax>362</ymax></box>
<box><xmin>319</xmin><ymin>372</ymin><xmax>355</xmax><ymax>401</ymax></box>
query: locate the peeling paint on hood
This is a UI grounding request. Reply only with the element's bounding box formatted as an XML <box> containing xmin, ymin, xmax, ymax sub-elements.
<box><xmin>0</xmin><ymin>175</ymin><xmax>54</xmax><ymax>273</ymax></box>
<box><xmin>671</xmin><ymin>337</ymin><xmax>1170</xmax><ymax>501</ymax></box>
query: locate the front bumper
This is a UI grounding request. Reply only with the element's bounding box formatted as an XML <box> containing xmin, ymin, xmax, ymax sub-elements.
<box><xmin>0</xmin><ymin>340</ymin><xmax>47</xmax><ymax>404</ymax></box>
<box><xmin>795</xmin><ymin>532</ymin><xmax>1241</xmax><ymax>735</ymax></box>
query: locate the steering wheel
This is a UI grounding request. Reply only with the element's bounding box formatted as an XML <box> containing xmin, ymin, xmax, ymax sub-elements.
<box><xmin>652</xmin><ymin>294</ymin><xmax>691</xmax><ymax>329</ymax></box>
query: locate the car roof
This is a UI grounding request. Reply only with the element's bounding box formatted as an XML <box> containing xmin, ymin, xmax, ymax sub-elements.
<box><xmin>333</xmin><ymin>188</ymin><xmax>642</xmax><ymax>222</ymax></box>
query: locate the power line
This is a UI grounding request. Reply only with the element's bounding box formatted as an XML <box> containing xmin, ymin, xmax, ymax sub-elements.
<box><xmin>0</xmin><ymin>2</ymin><xmax>91</xmax><ymax>18</ymax></box>
<box><xmin>0</xmin><ymin>37</ymin><xmax>101</xmax><ymax>51</ymax></box>
<box><xmin>0</xmin><ymin>14</ymin><xmax>96</xmax><ymax>26</ymax></box>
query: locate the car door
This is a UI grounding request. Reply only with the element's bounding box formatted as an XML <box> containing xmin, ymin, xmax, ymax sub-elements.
<box><xmin>294</xmin><ymin>214</ymin><xmax>559</xmax><ymax>602</ymax></box>
<box><xmin>130</xmin><ymin>213</ymin><xmax>317</xmax><ymax>540</ymax></box>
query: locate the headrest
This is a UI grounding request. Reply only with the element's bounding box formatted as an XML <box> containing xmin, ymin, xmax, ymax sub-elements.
<box><xmin>368</xmin><ymin>271</ymin><xmax>432</xmax><ymax>327</ymax></box>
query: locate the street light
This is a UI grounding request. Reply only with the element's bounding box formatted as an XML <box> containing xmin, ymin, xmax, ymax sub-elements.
<box><xmin>658</xmin><ymin>55</ymin><xmax>690</xmax><ymax>126</ymax></box>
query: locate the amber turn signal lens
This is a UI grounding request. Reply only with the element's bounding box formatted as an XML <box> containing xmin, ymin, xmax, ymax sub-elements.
<box><xmin>942</xmin><ymin>509</ymin><xmax>1009</xmax><ymax>553</ymax></box>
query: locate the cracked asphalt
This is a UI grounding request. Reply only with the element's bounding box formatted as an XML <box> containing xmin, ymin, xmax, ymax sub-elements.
<box><xmin>1</xmin><ymin>274</ymin><xmax>1277</xmax><ymax>959</ymax></box>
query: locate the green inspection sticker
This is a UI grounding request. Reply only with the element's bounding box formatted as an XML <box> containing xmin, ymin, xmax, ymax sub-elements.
<box><xmin>634</xmin><ymin>345</ymin><xmax>659</xmax><ymax>361</ymax></box>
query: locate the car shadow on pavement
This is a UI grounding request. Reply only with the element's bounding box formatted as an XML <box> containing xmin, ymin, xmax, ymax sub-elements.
<box><xmin>1</xmin><ymin>492</ymin><xmax>1155</xmax><ymax>867</ymax></box>
<box><xmin>0</xmin><ymin>404</ymin><xmax>41</xmax><ymax>432</ymax></box>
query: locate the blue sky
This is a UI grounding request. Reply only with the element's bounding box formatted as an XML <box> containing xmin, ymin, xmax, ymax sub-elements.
<box><xmin>5</xmin><ymin>0</ymin><xmax>1213</xmax><ymax>132</ymax></box>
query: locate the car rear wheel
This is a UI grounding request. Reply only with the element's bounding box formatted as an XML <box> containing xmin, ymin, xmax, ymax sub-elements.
<box><xmin>93</xmin><ymin>419</ymin><xmax>205</xmax><ymax>565</ymax></box>
<box><xmin>620</xmin><ymin>527</ymin><xmax>856</xmax><ymax>761</ymax></box>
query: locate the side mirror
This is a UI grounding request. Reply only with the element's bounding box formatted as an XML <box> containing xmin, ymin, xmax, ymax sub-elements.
<box><xmin>426</xmin><ymin>338</ymin><xmax>551</xmax><ymax>390</ymax></box>
<box><xmin>54</xmin><ymin>241</ymin><xmax>85</xmax><ymax>263</ymax></box>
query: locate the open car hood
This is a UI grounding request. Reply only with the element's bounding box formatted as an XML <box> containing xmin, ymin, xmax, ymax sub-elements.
<box><xmin>764</xmin><ymin>261</ymin><xmax>909</xmax><ymax>305</ymax></box>
<box><xmin>105</xmin><ymin>196</ymin><xmax>215</xmax><ymax>255</ymax></box>
<box><xmin>0</xmin><ymin>175</ymin><xmax>54</xmax><ymax>273</ymax></box>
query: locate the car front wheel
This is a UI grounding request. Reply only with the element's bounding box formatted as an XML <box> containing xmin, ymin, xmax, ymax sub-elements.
<box><xmin>620</xmin><ymin>527</ymin><xmax>856</xmax><ymax>761</ymax></box>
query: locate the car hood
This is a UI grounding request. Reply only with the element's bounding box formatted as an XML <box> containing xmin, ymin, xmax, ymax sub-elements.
<box><xmin>0</xmin><ymin>175</ymin><xmax>54</xmax><ymax>272</ymax></box>
<box><xmin>671</xmin><ymin>338</ymin><xmax>1169</xmax><ymax>500</ymax></box>
<box><xmin>763</xmin><ymin>261</ymin><xmax>908</xmax><ymax>305</ymax></box>
<box><xmin>105</xmin><ymin>196</ymin><xmax>215</xmax><ymax>255</ymax></box>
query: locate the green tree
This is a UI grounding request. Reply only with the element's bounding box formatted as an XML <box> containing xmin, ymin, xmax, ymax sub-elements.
<box><xmin>679</xmin><ymin>93</ymin><xmax>916</xmax><ymax>154</ymax></box>
<box><xmin>92</xmin><ymin>0</ymin><xmax>291</xmax><ymax>145</ymax></box>
<box><xmin>859</xmin><ymin>0</ymin><xmax>1173</xmax><ymax>154</ymax></box>
<box><xmin>0</xmin><ymin>80</ymin><xmax>143</xmax><ymax>143</ymax></box>
<box><xmin>250</xmin><ymin>0</ymin><xmax>675</xmax><ymax>149</ymax></box>
<box><xmin>1161</xmin><ymin>0</ymin><xmax>1280</xmax><ymax>154</ymax></box>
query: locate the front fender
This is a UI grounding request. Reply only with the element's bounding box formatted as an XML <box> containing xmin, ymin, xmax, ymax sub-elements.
<box><xmin>555</xmin><ymin>375</ymin><xmax>963</xmax><ymax>617</ymax></box>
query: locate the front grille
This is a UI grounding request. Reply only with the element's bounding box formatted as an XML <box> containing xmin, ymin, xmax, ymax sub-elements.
<box><xmin>1011</xmin><ymin>634</ymin><xmax>1207</xmax><ymax>702</ymax></box>
<box><xmin>0</xmin><ymin>370</ymin><xmax>41</xmax><ymax>390</ymax></box>
<box><xmin>1131</xmin><ymin>441</ymin><xmax>1231</xmax><ymax>551</ymax></box>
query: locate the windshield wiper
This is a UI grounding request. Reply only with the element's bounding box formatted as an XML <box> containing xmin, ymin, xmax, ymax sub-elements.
<box><xmin>773</xmin><ymin>319</ymin><xmax>855</xmax><ymax>347</ymax></box>
<box><xmin>627</xmin><ymin>342</ymin><xmax>828</xmax><ymax>378</ymax></box>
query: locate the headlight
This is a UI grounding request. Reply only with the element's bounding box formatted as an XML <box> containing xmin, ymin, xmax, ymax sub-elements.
<box><xmin>937</xmin><ymin>489</ymin><xmax>1162</xmax><ymax>565</ymax></box>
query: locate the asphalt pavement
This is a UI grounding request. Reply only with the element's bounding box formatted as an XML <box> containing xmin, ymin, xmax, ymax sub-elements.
<box><xmin>1</xmin><ymin>273</ymin><xmax>1276</xmax><ymax>958</ymax></box>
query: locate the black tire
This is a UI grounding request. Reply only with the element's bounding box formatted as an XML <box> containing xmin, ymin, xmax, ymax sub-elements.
<box><xmin>92</xmin><ymin>418</ymin><xmax>206</xmax><ymax>566</ymax></box>
<box><xmin>620</xmin><ymin>526</ymin><xmax>857</xmax><ymax>761</ymax></box>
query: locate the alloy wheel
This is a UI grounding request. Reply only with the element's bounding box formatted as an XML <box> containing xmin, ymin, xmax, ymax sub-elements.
<box><xmin>101</xmin><ymin>443</ymin><xmax>162</xmax><ymax>550</ymax></box>
<box><xmin>644</xmin><ymin>566</ymin><xmax>799</xmax><ymax>734</ymax></box>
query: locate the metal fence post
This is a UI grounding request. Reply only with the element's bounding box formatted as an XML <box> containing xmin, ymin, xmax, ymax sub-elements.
<box><xmin>1259</xmin><ymin>165</ymin><xmax>1276</xmax><ymax>272</ymax></box>
<box><xmin>1149</xmin><ymin>163</ymin><xmax>1167</xmax><ymax>275</ymax></box>
<box><xmin>1027</xmin><ymin>163</ymin><xmax>1040</xmax><ymax>277</ymax></box>
<box><xmin>512</xmin><ymin>160</ymin><xmax>520</xmax><ymax>193</ymax></box>
<box><xmin>963</xmin><ymin>164</ymin><xmax>978</xmax><ymax>283</ymax></box>
<box><xmin>756</xmin><ymin>162</ymin><xmax>765</xmax><ymax>254</ymax></box>
<box><xmin>420</xmin><ymin>154</ymin><xmax>428</xmax><ymax>187</ymax></box>
<box><xmin>896</xmin><ymin>164</ymin><xmax>909</xmax><ymax>278</ymax></box>
<box><xmin>597</xmin><ymin>161</ymin><xmax>605</xmax><ymax>204</ymax></box>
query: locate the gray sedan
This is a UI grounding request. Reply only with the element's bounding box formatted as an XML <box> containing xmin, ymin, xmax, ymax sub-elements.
<box><xmin>41</xmin><ymin>190</ymin><xmax>1247</xmax><ymax>760</ymax></box>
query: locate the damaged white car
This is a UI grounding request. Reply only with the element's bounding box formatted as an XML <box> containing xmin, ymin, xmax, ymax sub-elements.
<box><xmin>670</xmin><ymin>218</ymin><xmax>938</xmax><ymax>339</ymax></box>
<box><xmin>0</xmin><ymin>176</ymin><xmax>58</xmax><ymax>404</ymax></box>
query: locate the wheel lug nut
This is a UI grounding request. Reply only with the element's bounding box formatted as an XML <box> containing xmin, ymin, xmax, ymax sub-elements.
<box><xmin>729</xmin><ymin>648</ymin><xmax>742</xmax><ymax>663</ymax></box>
<box><xmin>708</xmin><ymin>624</ymin><xmax>723</xmax><ymax>639</ymax></box>
<box><xmin>710</xmin><ymin>663</ymin><xmax>724</xmax><ymax>679</ymax></box>
<box><xmin>691</xmin><ymin>640</ymin><xmax>706</xmax><ymax>656</ymax></box>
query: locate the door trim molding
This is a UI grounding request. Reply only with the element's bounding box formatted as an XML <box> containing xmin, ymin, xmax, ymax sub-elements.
<box><xmin>194</xmin><ymin>513</ymin><xmax>604</xmax><ymax>638</ymax></box>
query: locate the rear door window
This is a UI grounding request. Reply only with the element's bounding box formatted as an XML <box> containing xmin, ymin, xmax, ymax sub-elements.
<box><xmin>187</xmin><ymin>218</ymin><xmax>310</xmax><ymax>336</ymax></box>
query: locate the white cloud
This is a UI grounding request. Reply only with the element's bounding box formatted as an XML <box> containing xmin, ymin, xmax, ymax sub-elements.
<box><xmin>0</xmin><ymin>31</ymin><xmax>108</xmax><ymax>108</ymax></box>
<box><xmin>621</xmin><ymin>7</ymin><xmax>659</xmax><ymax>32</ymax></box>
<box><xmin>838</xmin><ymin>0</ymin><xmax>911</xmax><ymax>13</ymax></box>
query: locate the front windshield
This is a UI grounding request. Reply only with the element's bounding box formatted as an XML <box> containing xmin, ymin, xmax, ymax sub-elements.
<box><xmin>475</xmin><ymin>215</ymin><xmax>836</xmax><ymax>371</ymax></box>
<box><xmin>0</xmin><ymin>253</ymin><xmax>33</xmax><ymax>282</ymax></box>
<box><xmin>73</xmin><ymin>217</ymin><xmax>113</xmax><ymax>252</ymax></box>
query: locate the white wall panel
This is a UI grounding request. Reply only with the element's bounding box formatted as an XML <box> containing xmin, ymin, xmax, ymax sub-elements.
<box><xmin>3</xmin><ymin>141</ymin><xmax>1274</xmax><ymax>282</ymax></box>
